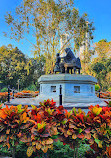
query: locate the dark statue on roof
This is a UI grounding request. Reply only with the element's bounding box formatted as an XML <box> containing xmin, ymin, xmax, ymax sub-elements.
<box><xmin>54</xmin><ymin>48</ymin><xmax>81</xmax><ymax>74</ymax></box>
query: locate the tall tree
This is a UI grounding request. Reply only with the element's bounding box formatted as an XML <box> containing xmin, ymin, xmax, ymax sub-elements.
<box><xmin>90</xmin><ymin>40</ymin><xmax>111</xmax><ymax>90</ymax></box>
<box><xmin>0</xmin><ymin>44</ymin><xmax>31</xmax><ymax>89</ymax></box>
<box><xmin>4</xmin><ymin>0</ymin><xmax>94</xmax><ymax>74</ymax></box>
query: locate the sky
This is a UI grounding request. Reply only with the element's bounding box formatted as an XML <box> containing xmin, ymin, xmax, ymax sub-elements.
<box><xmin>0</xmin><ymin>0</ymin><xmax>111</xmax><ymax>57</ymax></box>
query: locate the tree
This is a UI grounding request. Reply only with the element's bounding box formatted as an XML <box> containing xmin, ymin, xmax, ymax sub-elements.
<box><xmin>91</xmin><ymin>39</ymin><xmax>111</xmax><ymax>90</ymax></box>
<box><xmin>83</xmin><ymin>39</ymin><xmax>111</xmax><ymax>90</ymax></box>
<box><xmin>4</xmin><ymin>0</ymin><xmax>94</xmax><ymax>74</ymax></box>
<box><xmin>28</xmin><ymin>56</ymin><xmax>45</xmax><ymax>89</ymax></box>
<box><xmin>81</xmin><ymin>49</ymin><xmax>95</xmax><ymax>75</ymax></box>
<box><xmin>0</xmin><ymin>44</ymin><xmax>31</xmax><ymax>89</ymax></box>
<box><xmin>91</xmin><ymin>57</ymin><xmax>111</xmax><ymax>91</ymax></box>
<box><xmin>95</xmin><ymin>39</ymin><xmax>111</xmax><ymax>59</ymax></box>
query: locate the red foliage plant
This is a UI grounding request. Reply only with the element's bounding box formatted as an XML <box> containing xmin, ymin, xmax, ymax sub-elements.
<box><xmin>0</xmin><ymin>100</ymin><xmax>110</xmax><ymax>158</ymax></box>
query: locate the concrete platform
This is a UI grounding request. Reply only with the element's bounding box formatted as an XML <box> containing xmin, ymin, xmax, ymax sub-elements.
<box><xmin>4</xmin><ymin>97</ymin><xmax>109</xmax><ymax>111</ymax></box>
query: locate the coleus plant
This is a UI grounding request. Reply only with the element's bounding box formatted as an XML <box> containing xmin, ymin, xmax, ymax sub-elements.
<box><xmin>86</xmin><ymin>105</ymin><xmax>111</xmax><ymax>158</ymax></box>
<box><xmin>0</xmin><ymin>104</ymin><xmax>30</xmax><ymax>158</ymax></box>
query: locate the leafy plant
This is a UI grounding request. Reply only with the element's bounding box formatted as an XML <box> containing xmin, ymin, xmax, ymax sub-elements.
<box><xmin>26</xmin><ymin>99</ymin><xmax>58</xmax><ymax>157</ymax></box>
<box><xmin>95</xmin><ymin>84</ymin><xmax>100</xmax><ymax>91</ymax></box>
<box><xmin>57</xmin><ymin>107</ymin><xmax>88</xmax><ymax>158</ymax></box>
<box><xmin>108</xmin><ymin>87</ymin><xmax>111</xmax><ymax>92</ymax></box>
<box><xmin>24</xmin><ymin>84</ymin><xmax>38</xmax><ymax>91</ymax></box>
<box><xmin>0</xmin><ymin>105</ymin><xmax>30</xmax><ymax>158</ymax></box>
<box><xmin>0</xmin><ymin>100</ymin><xmax>110</xmax><ymax>158</ymax></box>
<box><xmin>0</xmin><ymin>87</ymin><xmax>7</xmax><ymax>92</ymax></box>
<box><xmin>104</xmin><ymin>100</ymin><xmax>111</xmax><ymax>107</ymax></box>
<box><xmin>86</xmin><ymin>105</ymin><xmax>111</xmax><ymax>158</ymax></box>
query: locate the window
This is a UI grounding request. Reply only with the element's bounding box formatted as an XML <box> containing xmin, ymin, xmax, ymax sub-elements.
<box><xmin>51</xmin><ymin>86</ymin><xmax>56</xmax><ymax>92</ymax></box>
<box><xmin>74</xmin><ymin>86</ymin><xmax>80</xmax><ymax>93</ymax></box>
<box><xmin>91</xmin><ymin>87</ymin><xmax>93</xmax><ymax>93</ymax></box>
<box><xmin>41</xmin><ymin>86</ymin><xmax>42</xmax><ymax>92</ymax></box>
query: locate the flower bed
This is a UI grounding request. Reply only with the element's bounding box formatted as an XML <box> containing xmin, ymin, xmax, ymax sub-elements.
<box><xmin>97</xmin><ymin>91</ymin><xmax>111</xmax><ymax>99</ymax></box>
<box><xmin>14</xmin><ymin>90</ymin><xmax>39</xmax><ymax>98</ymax></box>
<box><xmin>0</xmin><ymin>100</ymin><xmax>110</xmax><ymax>158</ymax></box>
<box><xmin>0</xmin><ymin>91</ymin><xmax>39</xmax><ymax>103</ymax></box>
<box><xmin>0</xmin><ymin>92</ymin><xmax>12</xmax><ymax>103</ymax></box>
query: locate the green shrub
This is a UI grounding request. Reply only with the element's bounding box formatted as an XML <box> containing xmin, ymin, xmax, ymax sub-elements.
<box><xmin>0</xmin><ymin>145</ymin><xmax>12</xmax><ymax>157</ymax></box>
<box><xmin>24</xmin><ymin>84</ymin><xmax>38</xmax><ymax>91</ymax></box>
<box><xmin>48</xmin><ymin>140</ymin><xmax>74</xmax><ymax>158</ymax></box>
<box><xmin>108</xmin><ymin>87</ymin><xmax>111</xmax><ymax>92</ymax></box>
<box><xmin>95</xmin><ymin>84</ymin><xmax>100</xmax><ymax>91</ymax></box>
<box><xmin>48</xmin><ymin>141</ymin><xmax>91</xmax><ymax>158</ymax></box>
<box><xmin>0</xmin><ymin>87</ymin><xmax>7</xmax><ymax>92</ymax></box>
<box><xmin>0</xmin><ymin>141</ymin><xmax>91</xmax><ymax>158</ymax></box>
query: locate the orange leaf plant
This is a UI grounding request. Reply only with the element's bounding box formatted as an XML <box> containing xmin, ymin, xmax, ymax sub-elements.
<box><xmin>27</xmin><ymin>99</ymin><xmax>58</xmax><ymax>157</ymax></box>
<box><xmin>86</xmin><ymin>105</ymin><xmax>111</xmax><ymax>158</ymax></box>
<box><xmin>0</xmin><ymin>100</ymin><xmax>110</xmax><ymax>158</ymax></box>
<box><xmin>0</xmin><ymin>104</ymin><xmax>31</xmax><ymax>158</ymax></box>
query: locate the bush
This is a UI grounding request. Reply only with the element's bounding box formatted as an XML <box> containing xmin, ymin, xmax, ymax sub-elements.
<box><xmin>0</xmin><ymin>87</ymin><xmax>7</xmax><ymax>92</ymax></box>
<box><xmin>0</xmin><ymin>141</ymin><xmax>91</xmax><ymax>158</ymax></box>
<box><xmin>95</xmin><ymin>84</ymin><xmax>100</xmax><ymax>91</ymax></box>
<box><xmin>97</xmin><ymin>91</ymin><xmax>111</xmax><ymax>99</ymax></box>
<box><xmin>0</xmin><ymin>101</ymin><xmax>110</xmax><ymax>158</ymax></box>
<box><xmin>0</xmin><ymin>92</ymin><xmax>8</xmax><ymax>102</ymax></box>
<box><xmin>108</xmin><ymin>87</ymin><xmax>111</xmax><ymax>92</ymax></box>
<box><xmin>0</xmin><ymin>91</ymin><xmax>39</xmax><ymax>103</ymax></box>
<box><xmin>0</xmin><ymin>145</ymin><xmax>12</xmax><ymax>157</ymax></box>
<box><xmin>49</xmin><ymin>141</ymin><xmax>91</xmax><ymax>158</ymax></box>
<box><xmin>24</xmin><ymin>84</ymin><xmax>38</xmax><ymax>91</ymax></box>
<box><xmin>14</xmin><ymin>90</ymin><xmax>39</xmax><ymax>98</ymax></box>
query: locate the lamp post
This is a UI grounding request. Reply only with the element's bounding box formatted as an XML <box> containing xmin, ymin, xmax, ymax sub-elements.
<box><xmin>59</xmin><ymin>85</ymin><xmax>62</xmax><ymax>106</ymax></box>
<box><xmin>8</xmin><ymin>85</ymin><xmax>10</xmax><ymax>103</ymax></box>
<box><xmin>17</xmin><ymin>79</ymin><xmax>20</xmax><ymax>91</ymax></box>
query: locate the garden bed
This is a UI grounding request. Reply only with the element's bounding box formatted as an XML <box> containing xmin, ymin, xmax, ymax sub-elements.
<box><xmin>0</xmin><ymin>100</ymin><xmax>110</xmax><ymax>158</ymax></box>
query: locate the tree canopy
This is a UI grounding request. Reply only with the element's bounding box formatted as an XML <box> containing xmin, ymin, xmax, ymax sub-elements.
<box><xmin>0</xmin><ymin>45</ymin><xmax>28</xmax><ymax>88</ymax></box>
<box><xmin>0</xmin><ymin>44</ymin><xmax>45</xmax><ymax>90</ymax></box>
<box><xmin>95</xmin><ymin>39</ymin><xmax>111</xmax><ymax>59</ymax></box>
<box><xmin>4</xmin><ymin>0</ymin><xmax>95</xmax><ymax>74</ymax></box>
<box><xmin>91</xmin><ymin>40</ymin><xmax>111</xmax><ymax>90</ymax></box>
